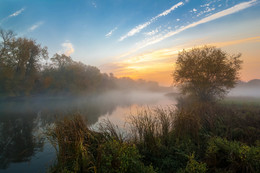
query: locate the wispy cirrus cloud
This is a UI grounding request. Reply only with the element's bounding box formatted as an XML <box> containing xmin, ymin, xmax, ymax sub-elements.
<box><xmin>210</xmin><ymin>36</ymin><xmax>260</xmax><ymax>47</ymax></box>
<box><xmin>9</xmin><ymin>8</ymin><xmax>25</xmax><ymax>17</ymax></box>
<box><xmin>119</xmin><ymin>0</ymin><xmax>257</xmax><ymax>58</ymax></box>
<box><xmin>119</xmin><ymin>1</ymin><xmax>184</xmax><ymax>41</ymax></box>
<box><xmin>61</xmin><ymin>41</ymin><xmax>75</xmax><ymax>56</ymax></box>
<box><xmin>144</xmin><ymin>28</ymin><xmax>159</xmax><ymax>36</ymax></box>
<box><xmin>0</xmin><ymin>7</ymin><xmax>25</xmax><ymax>24</ymax></box>
<box><xmin>106</xmin><ymin>27</ymin><xmax>118</xmax><ymax>38</ymax></box>
<box><xmin>28</xmin><ymin>21</ymin><xmax>44</xmax><ymax>32</ymax></box>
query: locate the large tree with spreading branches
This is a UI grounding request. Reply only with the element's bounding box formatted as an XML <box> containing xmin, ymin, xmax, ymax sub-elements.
<box><xmin>173</xmin><ymin>46</ymin><xmax>242</xmax><ymax>102</ymax></box>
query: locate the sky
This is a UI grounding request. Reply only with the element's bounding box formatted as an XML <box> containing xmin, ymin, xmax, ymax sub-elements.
<box><xmin>0</xmin><ymin>0</ymin><xmax>260</xmax><ymax>86</ymax></box>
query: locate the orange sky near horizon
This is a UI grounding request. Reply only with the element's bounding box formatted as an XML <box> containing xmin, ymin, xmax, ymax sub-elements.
<box><xmin>101</xmin><ymin>36</ymin><xmax>260</xmax><ymax>86</ymax></box>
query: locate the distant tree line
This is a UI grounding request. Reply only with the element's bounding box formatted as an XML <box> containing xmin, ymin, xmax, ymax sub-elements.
<box><xmin>0</xmin><ymin>29</ymin><xmax>165</xmax><ymax>98</ymax></box>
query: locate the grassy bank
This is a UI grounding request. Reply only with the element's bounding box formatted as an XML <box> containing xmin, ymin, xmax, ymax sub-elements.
<box><xmin>47</xmin><ymin>102</ymin><xmax>260</xmax><ymax>173</ymax></box>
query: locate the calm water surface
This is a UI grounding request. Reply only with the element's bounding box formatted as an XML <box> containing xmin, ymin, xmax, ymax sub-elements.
<box><xmin>0</xmin><ymin>91</ymin><xmax>175</xmax><ymax>172</ymax></box>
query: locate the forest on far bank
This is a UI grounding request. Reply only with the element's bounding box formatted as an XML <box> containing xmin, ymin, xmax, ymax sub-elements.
<box><xmin>0</xmin><ymin>29</ymin><xmax>169</xmax><ymax>98</ymax></box>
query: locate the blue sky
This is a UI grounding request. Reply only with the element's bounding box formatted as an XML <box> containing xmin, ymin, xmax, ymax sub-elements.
<box><xmin>0</xmin><ymin>0</ymin><xmax>260</xmax><ymax>85</ymax></box>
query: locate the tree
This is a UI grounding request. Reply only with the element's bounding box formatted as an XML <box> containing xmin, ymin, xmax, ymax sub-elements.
<box><xmin>172</xmin><ymin>46</ymin><xmax>242</xmax><ymax>102</ymax></box>
<box><xmin>0</xmin><ymin>28</ymin><xmax>48</xmax><ymax>96</ymax></box>
<box><xmin>50</xmin><ymin>53</ymin><xmax>73</xmax><ymax>68</ymax></box>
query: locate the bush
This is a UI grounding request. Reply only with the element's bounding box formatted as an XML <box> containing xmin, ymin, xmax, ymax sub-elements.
<box><xmin>98</xmin><ymin>139</ymin><xmax>155</xmax><ymax>173</ymax></box>
<box><xmin>206</xmin><ymin>137</ymin><xmax>260</xmax><ymax>173</ymax></box>
<box><xmin>177</xmin><ymin>153</ymin><xmax>207</xmax><ymax>173</ymax></box>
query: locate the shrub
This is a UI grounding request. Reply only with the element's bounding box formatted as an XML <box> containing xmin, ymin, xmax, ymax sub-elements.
<box><xmin>206</xmin><ymin>137</ymin><xmax>260</xmax><ymax>172</ymax></box>
<box><xmin>98</xmin><ymin>139</ymin><xmax>155</xmax><ymax>173</ymax></box>
<box><xmin>177</xmin><ymin>153</ymin><xmax>207</xmax><ymax>173</ymax></box>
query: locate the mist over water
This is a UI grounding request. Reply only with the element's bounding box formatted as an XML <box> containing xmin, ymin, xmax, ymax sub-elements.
<box><xmin>0</xmin><ymin>90</ymin><xmax>174</xmax><ymax>172</ymax></box>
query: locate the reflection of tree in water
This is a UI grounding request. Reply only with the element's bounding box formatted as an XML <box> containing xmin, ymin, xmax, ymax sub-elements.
<box><xmin>0</xmin><ymin>111</ymin><xmax>44</xmax><ymax>169</ymax></box>
<box><xmin>0</xmin><ymin>92</ymin><xmax>160</xmax><ymax>169</ymax></box>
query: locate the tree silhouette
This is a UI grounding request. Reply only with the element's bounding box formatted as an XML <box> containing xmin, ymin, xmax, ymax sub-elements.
<box><xmin>173</xmin><ymin>46</ymin><xmax>242</xmax><ymax>102</ymax></box>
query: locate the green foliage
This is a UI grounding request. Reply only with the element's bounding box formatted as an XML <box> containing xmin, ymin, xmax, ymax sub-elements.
<box><xmin>173</xmin><ymin>46</ymin><xmax>242</xmax><ymax>102</ymax></box>
<box><xmin>128</xmin><ymin>102</ymin><xmax>260</xmax><ymax>172</ymax></box>
<box><xmin>128</xmin><ymin>108</ymin><xmax>190</xmax><ymax>173</ymax></box>
<box><xmin>206</xmin><ymin>137</ymin><xmax>260</xmax><ymax>172</ymax></box>
<box><xmin>178</xmin><ymin>153</ymin><xmax>207</xmax><ymax>173</ymax></box>
<box><xmin>98</xmin><ymin>139</ymin><xmax>155</xmax><ymax>173</ymax></box>
<box><xmin>209</xmin><ymin>104</ymin><xmax>260</xmax><ymax>144</ymax></box>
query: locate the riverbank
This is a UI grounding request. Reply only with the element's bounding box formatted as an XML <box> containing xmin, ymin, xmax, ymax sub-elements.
<box><xmin>47</xmin><ymin>101</ymin><xmax>260</xmax><ymax>173</ymax></box>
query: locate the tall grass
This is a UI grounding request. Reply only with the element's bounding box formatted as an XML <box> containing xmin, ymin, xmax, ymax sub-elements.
<box><xmin>46</xmin><ymin>101</ymin><xmax>260</xmax><ymax>173</ymax></box>
<box><xmin>46</xmin><ymin>114</ymin><xmax>97</xmax><ymax>172</ymax></box>
<box><xmin>128</xmin><ymin>107</ymin><xmax>175</xmax><ymax>148</ymax></box>
<box><xmin>46</xmin><ymin>114</ymin><xmax>155</xmax><ymax>173</ymax></box>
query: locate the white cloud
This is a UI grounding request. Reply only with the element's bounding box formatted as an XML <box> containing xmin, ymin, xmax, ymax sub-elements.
<box><xmin>106</xmin><ymin>27</ymin><xmax>118</xmax><ymax>38</ymax></box>
<box><xmin>200</xmin><ymin>3</ymin><xmax>210</xmax><ymax>7</ymax></box>
<box><xmin>190</xmin><ymin>8</ymin><xmax>197</xmax><ymax>13</ymax></box>
<box><xmin>156</xmin><ymin>2</ymin><xmax>184</xmax><ymax>18</ymax></box>
<box><xmin>143</xmin><ymin>0</ymin><xmax>257</xmax><ymax>47</ymax></box>
<box><xmin>28</xmin><ymin>21</ymin><xmax>44</xmax><ymax>32</ymax></box>
<box><xmin>62</xmin><ymin>41</ymin><xmax>75</xmax><ymax>56</ymax></box>
<box><xmin>120</xmin><ymin>0</ymin><xmax>257</xmax><ymax>58</ymax></box>
<box><xmin>119</xmin><ymin>1</ymin><xmax>184</xmax><ymax>41</ymax></box>
<box><xmin>9</xmin><ymin>8</ymin><xmax>25</xmax><ymax>17</ymax></box>
<box><xmin>144</xmin><ymin>28</ymin><xmax>159</xmax><ymax>36</ymax></box>
<box><xmin>197</xmin><ymin>7</ymin><xmax>216</xmax><ymax>17</ymax></box>
<box><xmin>176</xmin><ymin>18</ymin><xmax>180</xmax><ymax>21</ymax></box>
<box><xmin>119</xmin><ymin>21</ymin><xmax>151</xmax><ymax>41</ymax></box>
<box><xmin>0</xmin><ymin>7</ymin><xmax>25</xmax><ymax>24</ymax></box>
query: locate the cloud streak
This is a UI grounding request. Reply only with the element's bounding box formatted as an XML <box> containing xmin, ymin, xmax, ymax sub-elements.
<box><xmin>119</xmin><ymin>1</ymin><xmax>184</xmax><ymax>41</ymax></box>
<box><xmin>120</xmin><ymin>0</ymin><xmax>257</xmax><ymax>58</ymax></box>
<box><xmin>28</xmin><ymin>21</ymin><xmax>44</xmax><ymax>32</ymax></box>
<box><xmin>9</xmin><ymin>8</ymin><xmax>25</xmax><ymax>17</ymax></box>
<box><xmin>0</xmin><ymin>8</ymin><xmax>25</xmax><ymax>24</ymax></box>
<box><xmin>211</xmin><ymin>36</ymin><xmax>260</xmax><ymax>47</ymax></box>
<box><xmin>144</xmin><ymin>28</ymin><xmax>159</xmax><ymax>36</ymax></box>
<box><xmin>106</xmin><ymin>27</ymin><xmax>118</xmax><ymax>38</ymax></box>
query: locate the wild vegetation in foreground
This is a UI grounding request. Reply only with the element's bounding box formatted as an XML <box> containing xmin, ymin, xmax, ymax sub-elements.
<box><xmin>47</xmin><ymin>101</ymin><xmax>260</xmax><ymax>173</ymax></box>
